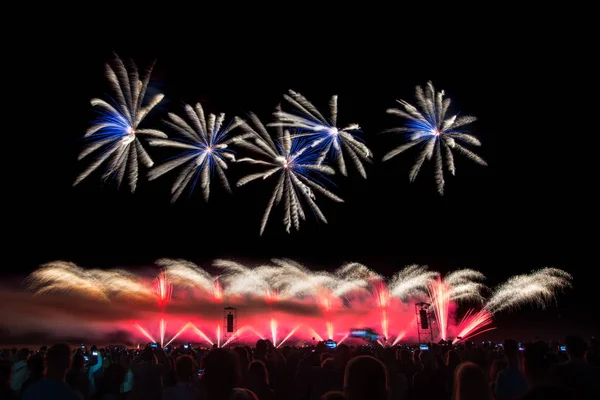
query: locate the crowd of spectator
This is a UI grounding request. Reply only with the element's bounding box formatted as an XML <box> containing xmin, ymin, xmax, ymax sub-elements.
<box><xmin>1</xmin><ymin>335</ymin><xmax>598</xmax><ymax>399</ymax></box>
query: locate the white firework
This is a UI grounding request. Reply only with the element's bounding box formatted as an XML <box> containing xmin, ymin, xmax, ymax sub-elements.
<box><xmin>74</xmin><ymin>55</ymin><xmax>165</xmax><ymax>191</ymax></box>
<box><xmin>147</xmin><ymin>103</ymin><xmax>245</xmax><ymax>202</ymax></box>
<box><xmin>26</xmin><ymin>261</ymin><xmax>153</xmax><ymax>301</ymax></box>
<box><xmin>444</xmin><ymin>269</ymin><xmax>487</xmax><ymax>303</ymax></box>
<box><xmin>267</xmin><ymin>258</ymin><xmax>338</xmax><ymax>299</ymax></box>
<box><xmin>389</xmin><ymin>265</ymin><xmax>438</xmax><ymax>300</ymax></box>
<box><xmin>213</xmin><ymin>259</ymin><xmax>278</xmax><ymax>297</ymax></box>
<box><xmin>383</xmin><ymin>81</ymin><xmax>487</xmax><ymax>194</ymax></box>
<box><xmin>485</xmin><ymin>268</ymin><xmax>572</xmax><ymax>313</ymax></box>
<box><xmin>333</xmin><ymin>262</ymin><xmax>380</xmax><ymax>297</ymax></box>
<box><xmin>156</xmin><ymin>258</ymin><xmax>217</xmax><ymax>295</ymax></box>
<box><xmin>269</xmin><ymin>90</ymin><xmax>372</xmax><ymax>178</ymax></box>
<box><xmin>234</xmin><ymin>110</ymin><xmax>344</xmax><ymax>235</ymax></box>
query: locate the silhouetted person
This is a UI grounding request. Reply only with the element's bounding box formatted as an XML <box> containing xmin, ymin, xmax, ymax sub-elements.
<box><xmin>235</xmin><ymin>346</ymin><xmax>251</xmax><ymax>381</ymax></box>
<box><xmin>22</xmin><ymin>343</ymin><xmax>81</xmax><ymax>399</ymax></box>
<box><xmin>0</xmin><ymin>360</ymin><xmax>18</xmax><ymax>399</ymax></box>
<box><xmin>255</xmin><ymin>340</ymin><xmax>268</xmax><ymax>363</ymax></box>
<box><xmin>444</xmin><ymin>349</ymin><xmax>461</xmax><ymax>393</ymax></box>
<box><xmin>162</xmin><ymin>354</ymin><xmax>200</xmax><ymax>400</ymax></box>
<box><xmin>344</xmin><ymin>355</ymin><xmax>388</xmax><ymax>400</ymax></box>
<box><xmin>10</xmin><ymin>348</ymin><xmax>29</xmax><ymax>392</ymax></box>
<box><xmin>321</xmin><ymin>391</ymin><xmax>345</xmax><ymax>400</ymax></box>
<box><xmin>230</xmin><ymin>387</ymin><xmax>259</xmax><ymax>399</ymax></box>
<box><xmin>379</xmin><ymin>347</ymin><xmax>407</xmax><ymax>400</ymax></box>
<box><xmin>245</xmin><ymin>360</ymin><xmax>274</xmax><ymax>400</ymax></box>
<box><xmin>99</xmin><ymin>361</ymin><xmax>126</xmax><ymax>400</ymax></box>
<box><xmin>585</xmin><ymin>337</ymin><xmax>599</xmax><ymax>366</ymax></box>
<box><xmin>202</xmin><ymin>348</ymin><xmax>242</xmax><ymax>400</ymax></box>
<box><xmin>396</xmin><ymin>348</ymin><xmax>418</xmax><ymax>387</ymax></box>
<box><xmin>453</xmin><ymin>361</ymin><xmax>490</xmax><ymax>400</ymax></box>
<box><xmin>489</xmin><ymin>357</ymin><xmax>508</xmax><ymax>395</ymax></box>
<box><xmin>494</xmin><ymin>339</ymin><xmax>528</xmax><ymax>400</ymax></box>
<box><xmin>550</xmin><ymin>335</ymin><xmax>600</xmax><ymax>400</ymax></box>
<box><xmin>66</xmin><ymin>353</ymin><xmax>90</xmax><ymax>400</ymax></box>
<box><xmin>522</xmin><ymin>341</ymin><xmax>555</xmax><ymax>388</ymax></box>
<box><xmin>412</xmin><ymin>350</ymin><xmax>445</xmax><ymax>400</ymax></box>
<box><xmin>130</xmin><ymin>346</ymin><xmax>170</xmax><ymax>400</ymax></box>
<box><xmin>20</xmin><ymin>354</ymin><xmax>45</xmax><ymax>396</ymax></box>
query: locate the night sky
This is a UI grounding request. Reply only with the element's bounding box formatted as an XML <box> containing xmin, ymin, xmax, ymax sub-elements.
<box><xmin>5</xmin><ymin>13</ymin><xmax>595</xmax><ymax>341</ymax></box>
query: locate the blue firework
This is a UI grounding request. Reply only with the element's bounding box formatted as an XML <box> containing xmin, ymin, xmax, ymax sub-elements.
<box><xmin>383</xmin><ymin>81</ymin><xmax>487</xmax><ymax>195</ymax></box>
<box><xmin>235</xmin><ymin>109</ymin><xmax>343</xmax><ymax>235</ymax></box>
<box><xmin>74</xmin><ymin>55</ymin><xmax>165</xmax><ymax>192</ymax></box>
<box><xmin>269</xmin><ymin>90</ymin><xmax>371</xmax><ymax>178</ymax></box>
<box><xmin>147</xmin><ymin>103</ymin><xmax>244</xmax><ymax>202</ymax></box>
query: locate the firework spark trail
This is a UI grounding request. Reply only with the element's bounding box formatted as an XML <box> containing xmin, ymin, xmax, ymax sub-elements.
<box><xmin>382</xmin><ymin>81</ymin><xmax>486</xmax><ymax>195</ymax></box>
<box><xmin>277</xmin><ymin>325</ymin><xmax>300</xmax><ymax>348</ymax></box>
<box><xmin>235</xmin><ymin>112</ymin><xmax>343</xmax><ymax>235</ymax></box>
<box><xmin>26</xmin><ymin>261</ymin><xmax>154</xmax><ymax>301</ymax></box>
<box><xmin>157</xmin><ymin>259</ymin><xmax>218</xmax><ymax>298</ymax></box>
<box><xmin>165</xmin><ymin>322</ymin><xmax>193</xmax><ymax>347</ymax></box>
<box><xmin>270</xmin><ymin>318</ymin><xmax>278</xmax><ymax>347</ymax></box>
<box><xmin>326</xmin><ymin>321</ymin><xmax>334</xmax><ymax>340</ymax></box>
<box><xmin>372</xmin><ymin>280</ymin><xmax>391</xmax><ymax>340</ymax></box>
<box><xmin>159</xmin><ymin>319</ymin><xmax>167</xmax><ymax>347</ymax></box>
<box><xmin>452</xmin><ymin>309</ymin><xmax>496</xmax><ymax>344</ymax></box>
<box><xmin>391</xmin><ymin>331</ymin><xmax>406</xmax><ymax>346</ymax></box>
<box><xmin>147</xmin><ymin>103</ymin><xmax>245</xmax><ymax>202</ymax></box>
<box><xmin>214</xmin><ymin>279</ymin><xmax>223</xmax><ymax>301</ymax></box>
<box><xmin>214</xmin><ymin>259</ymin><xmax>277</xmax><ymax>297</ymax></box>
<box><xmin>374</xmin><ymin>281</ymin><xmax>390</xmax><ymax>308</ymax></box>
<box><xmin>389</xmin><ymin>265</ymin><xmax>438</xmax><ymax>300</ymax></box>
<box><xmin>428</xmin><ymin>278</ymin><xmax>450</xmax><ymax>340</ymax></box>
<box><xmin>381</xmin><ymin>310</ymin><xmax>389</xmax><ymax>341</ymax></box>
<box><xmin>485</xmin><ymin>268</ymin><xmax>572</xmax><ymax>313</ymax></box>
<box><xmin>74</xmin><ymin>55</ymin><xmax>165</xmax><ymax>192</ymax></box>
<box><xmin>24</xmin><ymin>261</ymin><xmax>572</xmax><ymax>346</ymax></box>
<box><xmin>427</xmin><ymin>270</ymin><xmax>487</xmax><ymax>341</ymax></box>
<box><xmin>338</xmin><ymin>333</ymin><xmax>349</xmax><ymax>345</ymax></box>
<box><xmin>135</xmin><ymin>324</ymin><xmax>156</xmax><ymax>343</ymax></box>
<box><xmin>189</xmin><ymin>324</ymin><xmax>214</xmax><ymax>346</ymax></box>
<box><xmin>269</xmin><ymin>90</ymin><xmax>372</xmax><ymax>178</ymax></box>
<box><xmin>222</xmin><ymin>325</ymin><xmax>265</xmax><ymax>348</ymax></box>
<box><xmin>267</xmin><ymin>259</ymin><xmax>337</xmax><ymax>300</ymax></box>
<box><xmin>155</xmin><ymin>271</ymin><xmax>173</xmax><ymax>306</ymax></box>
<box><xmin>333</xmin><ymin>262</ymin><xmax>378</xmax><ymax>298</ymax></box>
<box><xmin>307</xmin><ymin>327</ymin><xmax>324</xmax><ymax>342</ymax></box>
<box><xmin>445</xmin><ymin>269</ymin><xmax>487</xmax><ymax>303</ymax></box>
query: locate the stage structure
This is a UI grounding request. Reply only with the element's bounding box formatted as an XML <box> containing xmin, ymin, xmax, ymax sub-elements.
<box><xmin>415</xmin><ymin>302</ymin><xmax>434</xmax><ymax>344</ymax></box>
<box><xmin>224</xmin><ymin>307</ymin><xmax>237</xmax><ymax>343</ymax></box>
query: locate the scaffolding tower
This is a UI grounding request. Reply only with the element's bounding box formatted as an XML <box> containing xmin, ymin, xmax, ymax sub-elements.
<box><xmin>415</xmin><ymin>302</ymin><xmax>434</xmax><ymax>344</ymax></box>
<box><xmin>224</xmin><ymin>307</ymin><xmax>237</xmax><ymax>343</ymax></box>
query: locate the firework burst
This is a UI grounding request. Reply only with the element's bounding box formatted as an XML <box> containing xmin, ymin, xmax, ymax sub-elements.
<box><xmin>213</xmin><ymin>259</ymin><xmax>278</xmax><ymax>298</ymax></box>
<box><xmin>453</xmin><ymin>308</ymin><xmax>496</xmax><ymax>343</ymax></box>
<box><xmin>428</xmin><ymin>269</ymin><xmax>487</xmax><ymax>340</ymax></box>
<box><xmin>74</xmin><ymin>55</ymin><xmax>165</xmax><ymax>191</ymax></box>
<box><xmin>444</xmin><ymin>269</ymin><xmax>487</xmax><ymax>303</ymax></box>
<box><xmin>235</xmin><ymin>111</ymin><xmax>344</xmax><ymax>235</ymax></box>
<box><xmin>485</xmin><ymin>268</ymin><xmax>572</xmax><ymax>313</ymax></box>
<box><xmin>156</xmin><ymin>259</ymin><xmax>216</xmax><ymax>295</ymax></box>
<box><xmin>269</xmin><ymin>90</ymin><xmax>372</xmax><ymax>178</ymax></box>
<box><xmin>26</xmin><ymin>261</ymin><xmax>153</xmax><ymax>301</ymax></box>
<box><xmin>388</xmin><ymin>265</ymin><xmax>438</xmax><ymax>301</ymax></box>
<box><xmin>267</xmin><ymin>258</ymin><xmax>337</xmax><ymax>300</ymax></box>
<box><xmin>382</xmin><ymin>81</ymin><xmax>486</xmax><ymax>194</ymax></box>
<box><xmin>147</xmin><ymin>103</ymin><xmax>244</xmax><ymax>202</ymax></box>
